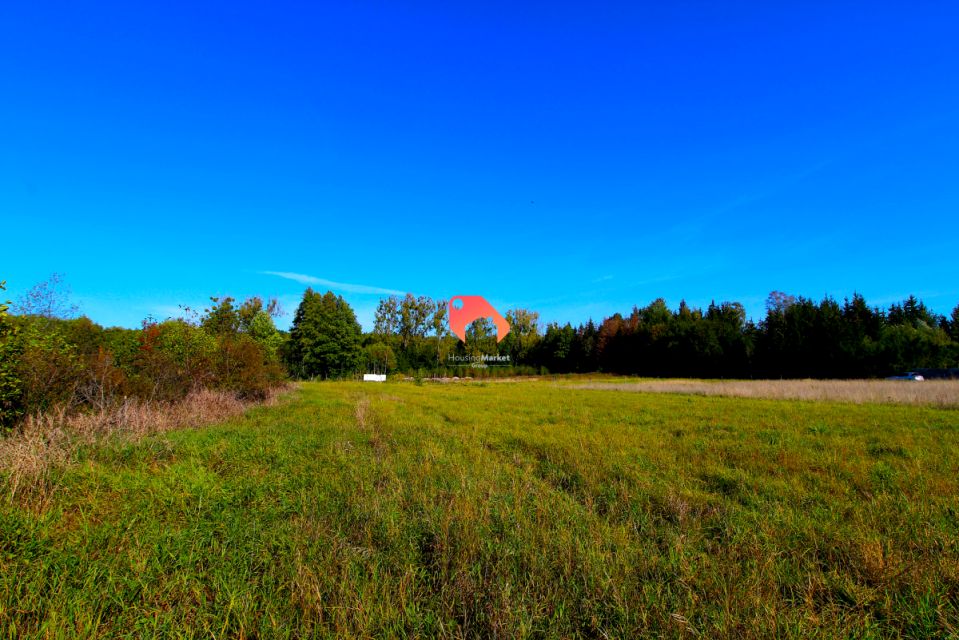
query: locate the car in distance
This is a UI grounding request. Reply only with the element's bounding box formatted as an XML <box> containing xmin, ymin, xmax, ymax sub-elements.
<box><xmin>886</xmin><ymin>372</ymin><xmax>925</xmax><ymax>381</ymax></box>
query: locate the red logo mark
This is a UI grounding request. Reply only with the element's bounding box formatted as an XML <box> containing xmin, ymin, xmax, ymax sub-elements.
<box><xmin>448</xmin><ymin>296</ymin><xmax>511</xmax><ymax>343</ymax></box>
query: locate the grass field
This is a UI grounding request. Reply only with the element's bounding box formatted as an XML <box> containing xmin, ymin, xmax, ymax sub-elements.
<box><xmin>575</xmin><ymin>378</ymin><xmax>959</xmax><ymax>408</ymax></box>
<box><xmin>2</xmin><ymin>380</ymin><xmax>958</xmax><ymax>638</ymax></box>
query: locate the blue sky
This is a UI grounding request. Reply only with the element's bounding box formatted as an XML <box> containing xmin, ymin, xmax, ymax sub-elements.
<box><xmin>3</xmin><ymin>1</ymin><xmax>958</xmax><ymax>330</ymax></box>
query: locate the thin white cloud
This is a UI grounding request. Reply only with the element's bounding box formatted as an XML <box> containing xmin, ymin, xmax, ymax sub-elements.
<box><xmin>261</xmin><ymin>271</ymin><xmax>405</xmax><ymax>296</ymax></box>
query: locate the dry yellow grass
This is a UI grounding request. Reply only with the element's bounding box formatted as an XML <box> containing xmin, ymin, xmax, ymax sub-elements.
<box><xmin>575</xmin><ymin>378</ymin><xmax>959</xmax><ymax>407</ymax></box>
<box><xmin>0</xmin><ymin>386</ymin><xmax>292</xmax><ymax>501</ymax></box>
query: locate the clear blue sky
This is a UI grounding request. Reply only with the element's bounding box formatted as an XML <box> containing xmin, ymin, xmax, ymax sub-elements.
<box><xmin>3</xmin><ymin>1</ymin><xmax>958</xmax><ymax>330</ymax></box>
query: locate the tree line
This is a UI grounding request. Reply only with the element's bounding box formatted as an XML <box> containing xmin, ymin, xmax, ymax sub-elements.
<box><xmin>0</xmin><ymin>276</ymin><xmax>286</xmax><ymax>430</ymax></box>
<box><xmin>283</xmin><ymin>289</ymin><xmax>959</xmax><ymax>379</ymax></box>
<box><xmin>3</xmin><ymin>275</ymin><xmax>958</xmax><ymax>430</ymax></box>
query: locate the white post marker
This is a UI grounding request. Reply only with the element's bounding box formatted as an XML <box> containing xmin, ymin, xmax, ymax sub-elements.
<box><xmin>363</xmin><ymin>374</ymin><xmax>387</xmax><ymax>382</ymax></box>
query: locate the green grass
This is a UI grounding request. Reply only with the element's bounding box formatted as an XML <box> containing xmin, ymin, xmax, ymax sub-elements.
<box><xmin>2</xmin><ymin>381</ymin><xmax>958</xmax><ymax>638</ymax></box>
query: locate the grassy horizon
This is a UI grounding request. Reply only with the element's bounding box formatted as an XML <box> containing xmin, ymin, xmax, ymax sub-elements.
<box><xmin>2</xmin><ymin>380</ymin><xmax>958</xmax><ymax>638</ymax></box>
<box><xmin>573</xmin><ymin>377</ymin><xmax>959</xmax><ymax>408</ymax></box>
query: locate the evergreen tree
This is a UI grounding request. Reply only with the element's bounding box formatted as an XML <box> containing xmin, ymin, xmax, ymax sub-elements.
<box><xmin>537</xmin><ymin>323</ymin><xmax>576</xmax><ymax>372</ymax></box>
<box><xmin>287</xmin><ymin>289</ymin><xmax>362</xmax><ymax>379</ymax></box>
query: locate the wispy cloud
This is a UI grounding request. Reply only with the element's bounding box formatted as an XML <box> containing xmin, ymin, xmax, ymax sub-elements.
<box><xmin>707</xmin><ymin>158</ymin><xmax>835</xmax><ymax>220</ymax></box>
<box><xmin>261</xmin><ymin>271</ymin><xmax>405</xmax><ymax>296</ymax></box>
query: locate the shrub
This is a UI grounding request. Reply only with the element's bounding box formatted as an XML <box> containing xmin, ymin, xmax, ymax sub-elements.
<box><xmin>101</xmin><ymin>326</ymin><xmax>142</xmax><ymax>371</ymax></box>
<box><xmin>129</xmin><ymin>321</ymin><xmax>192</xmax><ymax>401</ymax></box>
<box><xmin>0</xmin><ymin>283</ymin><xmax>289</xmax><ymax>432</ymax></box>
<box><xmin>364</xmin><ymin>343</ymin><xmax>397</xmax><ymax>374</ymax></box>
<box><xmin>0</xmin><ymin>282</ymin><xmax>23</xmax><ymax>429</ymax></box>
<box><xmin>14</xmin><ymin>318</ymin><xmax>83</xmax><ymax>414</ymax></box>
<box><xmin>58</xmin><ymin>317</ymin><xmax>105</xmax><ymax>357</ymax></box>
<box><xmin>155</xmin><ymin>319</ymin><xmax>219</xmax><ymax>390</ymax></box>
<box><xmin>214</xmin><ymin>334</ymin><xmax>284</xmax><ymax>400</ymax></box>
<box><xmin>75</xmin><ymin>348</ymin><xmax>128</xmax><ymax>411</ymax></box>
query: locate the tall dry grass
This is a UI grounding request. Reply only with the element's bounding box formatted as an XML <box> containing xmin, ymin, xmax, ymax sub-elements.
<box><xmin>576</xmin><ymin>378</ymin><xmax>959</xmax><ymax>407</ymax></box>
<box><xmin>0</xmin><ymin>386</ymin><xmax>292</xmax><ymax>502</ymax></box>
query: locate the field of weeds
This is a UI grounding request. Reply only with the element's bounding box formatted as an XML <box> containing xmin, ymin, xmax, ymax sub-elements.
<box><xmin>574</xmin><ymin>378</ymin><xmax>959</xmax><ymax>407</ymax></box>
<box><xmin>1</xmin><ymin>380</ymin><xmax>958</xmax><ymax>638</ymax></box>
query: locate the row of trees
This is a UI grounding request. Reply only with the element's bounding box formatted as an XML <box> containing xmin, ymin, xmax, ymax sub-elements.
<box><xmin>0</xmin><ymin>276</ymin><xmax>286</xmax><ymax>430</ymax></box>
<box><xmin>5</xmin><ymin>277</ymin><xmax>957</xmax><ymax>428</ymax></box>
<box><xmin>282</xmin><ymin>289</ymin><xmax>959</xmax><ymax>380</ymax></box>
<box><xmin>526</xmin><ymin>293</ymin><xmax>959</xmax><ymax>378</ymax></box>
<box><xmin>281</xmin><ymin>292</ymin><xmax>545</xmax><ymax>378</ymax></box>
<box><xmin>549</xmin><ymin>294</ymin><xmax>957</xmax><ymax>378</ymax></box>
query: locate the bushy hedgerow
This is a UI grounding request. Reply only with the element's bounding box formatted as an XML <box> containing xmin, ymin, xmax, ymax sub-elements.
<box><xmin>0</xmin><ymin>295</ymin><xmax>287</xmax><ymax>431</ymax></box>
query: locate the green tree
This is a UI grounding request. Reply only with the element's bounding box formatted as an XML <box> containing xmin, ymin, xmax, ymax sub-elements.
<box><xmin>198</xmin><ymin>296</ymin><xmax>284</xmax><ymax>361</ymax></box>
<box><xmin>465</xmin><ymin>317</ymin><xmax>497</xmax><ymax>356</ymax></box>
<box><xmin>238</xmin><ymin>296</ymin><xmax>282</xmax><ymax>331</ymax></box>
<box><xmin>201</xmin><ymin>297</ymin><xmax>241</xmax><ymax>336</ymax></box>
<box><xmin>888</xmin><ymin>295</ymin><xmax>940</xmax><ymax>328</ymax></box>
<box><xmin>364</xmin><ymin>343</ymin><xmax>397</xmax><ymax>374</ymax></box>
<box><xmin>245</xmin><ymin>311</ymin><xmax>283</xmax><ymax>360</ymax></box>
<box><xmin>501</xmin><ymin>308</ymin><xmax>540</xmax><ymax>364</ymax></box>
<box><xmin>537</xmin><ymin>323</ymin><xmax>575</xmax><ymax>372</ymax></box>
<box><xmin>398</xmin><ymin>294</ymin><xmax>433</xmax><ymax>350</ymax></box>
<box><xmin>374</xmin><ymin>296</ymin><xmax>401</xmax><ymax>335</ymax></box>
<box><xmin>287</xmin><ymin>289</ymin><xmax>362</xmax><ymax>379</ymax></box>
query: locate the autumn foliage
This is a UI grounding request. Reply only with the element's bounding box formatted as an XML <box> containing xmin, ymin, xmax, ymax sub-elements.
<box><xmin>0</xmin><ymin>290</ymin><xmax>286</xmax><ymax>431</ymax></box>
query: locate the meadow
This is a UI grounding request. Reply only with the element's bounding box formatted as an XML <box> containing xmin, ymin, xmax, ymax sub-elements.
<box><xmin>575</xmin><ymin>378</ymin><xmax>959</xmax><ymax>408</ymax></box>
<box><xmin>1</xmin><ymin>379</ymin><xmax>958</xmax><ymax>638</ymax></box>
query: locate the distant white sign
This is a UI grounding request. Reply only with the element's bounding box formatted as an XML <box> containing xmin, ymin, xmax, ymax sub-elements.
<box><xmin>363</xmin><ymin>374</ymin><xmax>387</xmax><ymax>382</ymax></box>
